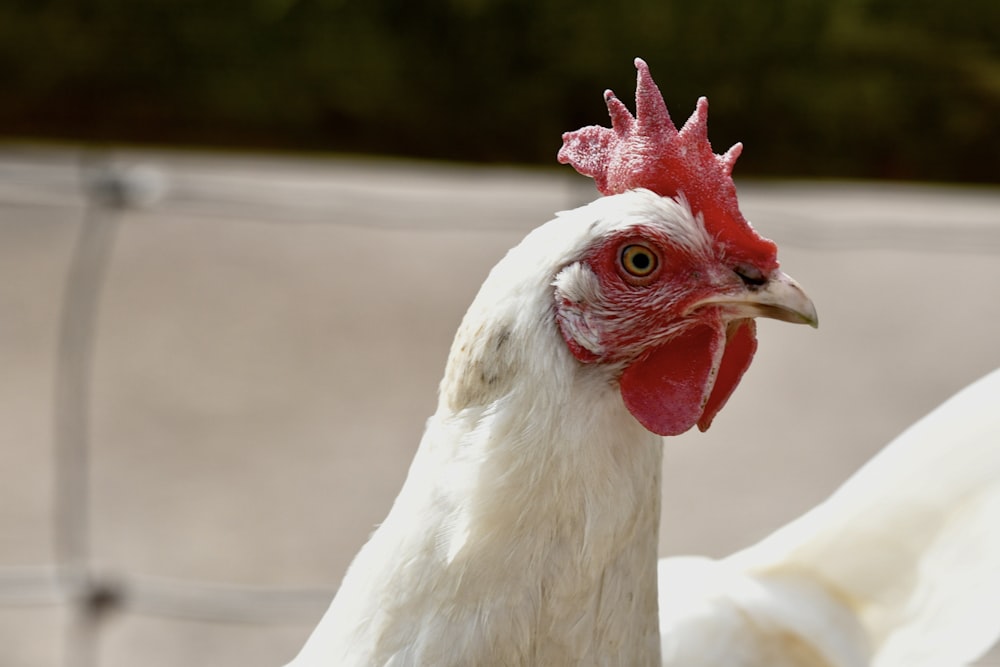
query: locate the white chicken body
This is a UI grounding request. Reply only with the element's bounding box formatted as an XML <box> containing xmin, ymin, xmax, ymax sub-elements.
<box><xmin>655</xmin><ymin>367</ymin><xmax>1000</xmax><ymax>667</ymax></box>
<box><xmin>657</xmin><ymin>557</ymin><xmax>868</xmax><ymax>667</ymax></box>
<box><xmin>289</xmin><ymin>190</ymin><xmax>712</xmax><ymax>666</ymax></box>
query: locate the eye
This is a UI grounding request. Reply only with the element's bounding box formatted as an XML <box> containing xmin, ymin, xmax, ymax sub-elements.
<box><xmin>620</xmin><ymin>244</ymin><xmax>659</xmax><ymax>279</ymax></box>
<box><xmin>733</xmin><ymin>263</ymin><xmax>766</xmax><ymax>287</ymax></box>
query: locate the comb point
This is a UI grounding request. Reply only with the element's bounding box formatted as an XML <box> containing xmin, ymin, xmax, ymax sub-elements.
<box><xmin>558</xmin><ymin>59</ymin><xmax>779</xmax><ymax>271</ymax></box>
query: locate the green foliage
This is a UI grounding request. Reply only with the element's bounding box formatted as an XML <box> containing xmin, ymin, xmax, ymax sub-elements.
<box><xmin>0</xmin><ymin>0</ymin><xmax>997</xmax><ymax>181</ymax></box>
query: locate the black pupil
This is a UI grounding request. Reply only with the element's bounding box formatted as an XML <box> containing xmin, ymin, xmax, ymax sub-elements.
<box><xmin>631</xmin><ymin>251</ymin><xmax>650</xmax><ymax>270</ymax></box>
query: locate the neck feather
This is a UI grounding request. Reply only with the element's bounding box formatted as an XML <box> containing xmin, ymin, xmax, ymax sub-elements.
<box><xmin>293</xmin><ymin>216</ymin><xmax>667</xmax><ymax>665</ymax></box>
<box><xmin>297</xmin><ymin>323</ymin><xmax>663</xmax><ymax>666</ymax></box>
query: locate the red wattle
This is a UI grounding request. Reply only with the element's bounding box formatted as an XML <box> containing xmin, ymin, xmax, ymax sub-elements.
<box><xmin>619</xmin><ymin>318</ymin><xmax>759</xmax><ymax>436</ymax></box>
<box><xmin>619</xmin><ymin>324</ymin><xmax>725</xmax><ymax>436</ymax></box>
<box><xmin>697</xmin><ymin>319</ymin><xmax>757</xmax><ymax>432</ymax></box>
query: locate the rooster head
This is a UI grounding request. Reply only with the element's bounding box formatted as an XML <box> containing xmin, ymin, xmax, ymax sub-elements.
<box><xmin>554</xmin><ymin>59</ymin><xmax>816</xmax><ymax>437</ymax></box>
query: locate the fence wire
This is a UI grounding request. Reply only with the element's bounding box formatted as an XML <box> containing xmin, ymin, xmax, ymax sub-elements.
<box><xmin>0</xmin><ymin>152</ymin><xmax>336</xmax><ymax>667</ymax></box>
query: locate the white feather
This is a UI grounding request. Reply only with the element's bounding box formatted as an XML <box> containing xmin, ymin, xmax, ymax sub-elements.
<box><xmin>658</xmin><ymin>368</ymin><xmax>1000</xmax><ymax>666</ymax></box>
<box><xmin>288</xmin><ymin>189</ymin><xmax>705</xmax><ymax>666</ymax></box>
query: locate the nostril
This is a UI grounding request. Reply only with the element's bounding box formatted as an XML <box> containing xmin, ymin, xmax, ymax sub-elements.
<box><xmin>733</xmin><ymin>264</ymin><xmax>766</xmax><ymax>287</ymax></box>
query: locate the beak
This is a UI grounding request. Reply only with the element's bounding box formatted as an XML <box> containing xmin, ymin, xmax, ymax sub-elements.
<box><xmin>695</xmin><ymin>270</ymin><xmax>819</xmax><ymax>328</ymax></box>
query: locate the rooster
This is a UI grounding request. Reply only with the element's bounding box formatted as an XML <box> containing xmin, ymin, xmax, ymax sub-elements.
<box><xmin>286</xmin><ymin>60</ymin><xmax>1000</xmax><ymax>666</ymax></box>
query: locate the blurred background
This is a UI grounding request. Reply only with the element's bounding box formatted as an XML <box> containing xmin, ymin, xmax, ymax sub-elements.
<box><xmin>2</xmin><ymin>0</ymin><xmax>999</xmax><ymax>180</ymax></box>
<box><xmin>1</xmin><ymin>1</ymin><xmax>999</xmax><ymax>666</ymax></box>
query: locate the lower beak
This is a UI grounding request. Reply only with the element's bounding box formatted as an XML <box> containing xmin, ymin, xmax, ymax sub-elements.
<box><xmin>694</xmin><ymin>270</ymin><xmax>819</xmax><ymax>328</ymax></box>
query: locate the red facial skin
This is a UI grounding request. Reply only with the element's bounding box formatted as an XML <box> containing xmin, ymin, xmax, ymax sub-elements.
<box><xmin>556</xmin><ymin>225</ymin><xmax>761</xmax><ymax>436</ymax></box>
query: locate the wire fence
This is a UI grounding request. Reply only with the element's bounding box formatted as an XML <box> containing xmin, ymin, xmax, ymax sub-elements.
<box><xmin>2</xmin><ymin>152</ymin><xmax>343</xmax><ymax>667</ymax></box>
<box><xmin>0</xmin><ymin>147</ymin><xmax>998</xmax><ymax>666</ymax></box>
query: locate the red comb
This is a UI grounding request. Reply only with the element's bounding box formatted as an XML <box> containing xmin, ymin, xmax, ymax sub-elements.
<box><xmin>558</xmin><ymin>58</ymin><xmax>777</xmax><ymax>268</ymax></box>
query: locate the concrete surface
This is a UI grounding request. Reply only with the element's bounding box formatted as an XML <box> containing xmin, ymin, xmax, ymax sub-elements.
<box><xmin>0</xmin><ymin>145</ymin><xmax>998</xmax><ymax>665</ymax></box>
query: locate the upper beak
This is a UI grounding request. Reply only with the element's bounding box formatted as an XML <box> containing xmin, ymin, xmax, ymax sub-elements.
<box><xmin>694</xmin><ymin>270</ymin><xmax>819</xmax><ymax>328</ymax></box>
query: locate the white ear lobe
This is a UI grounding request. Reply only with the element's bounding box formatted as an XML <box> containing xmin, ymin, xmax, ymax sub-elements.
<box><xmin>556</xmin><ymin>303</ymin><xmax>604</xmax><ymax>358</ymax></box>
<box><xmin>553</xmin><ymin>263</ymin><xmax>606</xmax><ymax>359</ymax></box>
<box><xmin>552</xmin><ymin>261</ymin><xmax>603</xmax><ymax>305</ymax></box>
